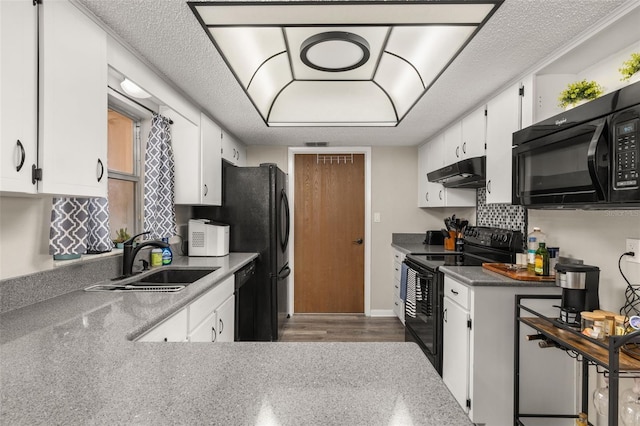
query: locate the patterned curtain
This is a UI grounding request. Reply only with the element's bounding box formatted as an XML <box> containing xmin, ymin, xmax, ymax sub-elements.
<box><xmin>49</xmin><ymin>196</ymin><xmax>112</xmax><ymax>256</ymax></box>
<box><xmin>143</xmin><ymin>114</ymin><xmax>176</xmax><ymax>240</ymax></box>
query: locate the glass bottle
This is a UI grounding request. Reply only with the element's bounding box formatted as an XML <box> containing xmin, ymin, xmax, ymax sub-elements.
<box><xmin>621</xmin><ymin>378</ymin><xmax>640</xmax><ymax>426</ymax></box>
<box><xmin>593</xmin><ymin>377</ymin><xmax>608</xmax><ymax>417</ymax></box>
<box><xmin>534</xmin><ymin>242</ymin><xmax>549</xmax><ymax>276</ymax></box>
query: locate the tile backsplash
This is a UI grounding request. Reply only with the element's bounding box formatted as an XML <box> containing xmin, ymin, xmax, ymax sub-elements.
<box><xmin>476</xmin><ymin>188</ymin><xmax>527</xmax><ymax>237</ymax></box>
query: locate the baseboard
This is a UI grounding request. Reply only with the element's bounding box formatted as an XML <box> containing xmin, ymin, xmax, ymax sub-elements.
<box><xmin>369</xmin><ymin>309</ymin><xmax>396</xmax><ymax>317</ymax></box>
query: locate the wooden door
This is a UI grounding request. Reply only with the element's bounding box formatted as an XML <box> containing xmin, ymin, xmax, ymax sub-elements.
<box><xmin>294</xmin><ymin>154</ymin><xmax>364</xmax><ymax>313</ymax></box>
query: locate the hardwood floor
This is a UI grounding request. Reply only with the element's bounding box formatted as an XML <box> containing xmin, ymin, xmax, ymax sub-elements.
<box><xmin>280</xmin><ymin>314</ymin><xmax>406</xmax><ymax>342</ymax></box>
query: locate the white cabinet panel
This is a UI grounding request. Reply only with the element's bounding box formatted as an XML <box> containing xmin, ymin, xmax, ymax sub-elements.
<box><xmin>189</xmin><ymin>309</ymin><xmax>217</xmax><ymax>342</ymax></box>
<box><xmin>442</xmin><ymin>295</ymin><xmax>470</xmax><ymax>413</ymax></box>
<box><xmin>159</xmin><ymin>107</ymin><xmax>200</xmax><ymax>205</ymax></box>
<box><xmin>485</xmin><ymin>83</ymin><xmax>520</xmax><ymax>204</ymax></box>
<box><xmin>38</xmin><ymin>0</ymin><xmax>107</xmax><ymax>197</ymax></box>
<box><xmin>392</xmin><ymin>249</ymin><xmax>406</xmax><ymax>324</ymax></box>
<box><xmin>443</xmin><ymin>122</ymin><xmax>462</xmax><ymax>165</ymax></box>
<box><xmin>0</xmin><ymin>0</ymin><xmax>38</xmax><ymax>194</ymax></box>
<box><xmin>461</xmin><ymin>106</ymin><xmax>486</xmax><ymax>159</ymax></box>
<box><xmin>137</xmin><ymin>308</ymin><xmax>188</xmax><ymax>342</ymax></box>
<box><xmin>200</xmin><ymin>114</ymin><xmax>222</xmax><ymax>206</ymax></box>
<box><xmin>188</xmin><ymin>275</ymin><xmax>234</xmax><ymax>328</ymax></box>
<box><xmin>221</xmin><ymin>131</ymin><xmax>246</xmax><ymax>166</ymax></box>
<box><xmin>215</xmin><ymin>295</ymin><xmax>235</xmax><ymax>342</ymax></box>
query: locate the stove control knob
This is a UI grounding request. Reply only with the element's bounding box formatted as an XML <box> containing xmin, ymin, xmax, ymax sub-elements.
<box><xmin>501</xmin><ymin>234</ymin><xmax>509</xmax><ymax>243</ymax></box>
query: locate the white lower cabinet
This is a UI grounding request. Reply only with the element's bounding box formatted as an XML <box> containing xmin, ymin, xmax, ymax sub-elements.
<box><xmin>441</xmin><ymin>275</ymin><xmax>574</xmax><ymax>425</ymax></box>
<box><xmin>137</xmin><ymin>275</ymin><xmax>235</xmax><ymax>343</ymax></box>
<box><xmin>137</xmin><ymin>308</ymin><xmax>188</xmax><ymax>343</ymax></box>
<box><xmin>392</xmin><ymin>249</ymin><xmax>405</xmax><ymax>324</ymax></box>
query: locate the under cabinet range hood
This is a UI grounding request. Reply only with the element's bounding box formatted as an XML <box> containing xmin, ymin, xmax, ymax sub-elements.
<box><xmin>427</xmin><ymin>156</ymin><xmax>486</xmax><ymax>188</ymax></box>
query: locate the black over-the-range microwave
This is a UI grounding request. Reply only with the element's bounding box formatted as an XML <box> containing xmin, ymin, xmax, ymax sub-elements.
<box><xmin>512</xmin><ymin>80</ymin><xmax>640</xmax><ymax>209</ymax></box>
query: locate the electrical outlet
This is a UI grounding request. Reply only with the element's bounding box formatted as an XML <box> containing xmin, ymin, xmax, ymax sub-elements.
<box><xmin>627</xmin><ymin>238</ymin><xmax>640</xmax><ymax>264</ymax></box>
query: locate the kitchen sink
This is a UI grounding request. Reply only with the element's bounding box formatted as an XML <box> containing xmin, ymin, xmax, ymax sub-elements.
<box><xmin>84</xmin><ymin>267</ymin><xmax>219</xmax><ymax>293</ymax></box>
<box><xmin>132</xmin><ymin>267</ymin><xmax>218</xmax><ymax>284</ymax></box>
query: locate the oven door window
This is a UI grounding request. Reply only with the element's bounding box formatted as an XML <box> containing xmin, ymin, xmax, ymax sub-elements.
<box><xmin>514</xmin><ymin>118</ymin><xmax>608</xmax><ymax>205</ymax></box>
<box><xmin>406</xmin><ymin>272</ymin><xmax>437</xmax><ymax>355</ymax></box>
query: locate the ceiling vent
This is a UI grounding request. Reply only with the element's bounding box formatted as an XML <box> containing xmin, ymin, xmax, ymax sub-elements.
<box><xmin>188</xmin><ymin>1</ymin><xmax>503</xmax><ymax>127</ymax></box>
<box><xmin>305</xmin><ymin>142</ymin><xmax>329</xmax><ymax>147</ymax></box>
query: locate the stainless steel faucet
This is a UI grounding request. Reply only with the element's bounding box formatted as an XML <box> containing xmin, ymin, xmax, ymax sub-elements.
<box><xmin>121</xmin><ymin>231</ymin><xmax>170</xmax><ymax>277</ymax></box>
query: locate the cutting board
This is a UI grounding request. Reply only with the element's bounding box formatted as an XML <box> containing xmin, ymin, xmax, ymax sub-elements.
<box><xmin>482</xmin><ymin>263</ymin><xmax>556</xmax><ymax>281</ymax></box>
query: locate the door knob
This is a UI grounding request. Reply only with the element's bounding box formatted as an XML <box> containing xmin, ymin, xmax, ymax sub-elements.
<box><xmin>353</xmin><ymin>238</ymin><xmax>363</xmax><ymax>245</ymax></box>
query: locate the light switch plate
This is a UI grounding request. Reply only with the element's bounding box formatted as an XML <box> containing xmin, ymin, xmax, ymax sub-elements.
<box><xmin>627</xmin><ymin>238</ymin><xmax>640</xmax><ymax>263</ymax></box>
<box><xmin>373</xmin><ymin>212</ymin><xmax>381</xmax><ymax>223</ymax></box>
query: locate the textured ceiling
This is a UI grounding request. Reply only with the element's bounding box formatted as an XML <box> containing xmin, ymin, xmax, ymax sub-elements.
<box><xmin>77</xmin><ymin>0</ymin><xmax>629</xmax><ymax>147</ymax></box>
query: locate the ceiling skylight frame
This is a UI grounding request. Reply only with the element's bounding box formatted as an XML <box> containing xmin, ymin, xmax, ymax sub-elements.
<box><xmin>188</xmin><ymin>0</ymin><xmax>504</xmax><ymax>127</ymax></box>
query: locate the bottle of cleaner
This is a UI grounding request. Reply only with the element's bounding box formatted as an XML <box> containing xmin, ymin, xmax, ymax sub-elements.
<box><xmin>161</xmin><ymin>237</ymin><xmax>173</xmax><ymax>265</ymax></box>
<box><xmin>527</xmin><ymin>227</ymin><xmax>545</xmax><ymax>273</ymax></box>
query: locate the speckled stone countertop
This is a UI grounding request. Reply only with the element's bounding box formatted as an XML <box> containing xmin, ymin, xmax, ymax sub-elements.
<box><xmin>391</xmin><ymin>233</ymin><xmax>450</xmax><ymax>255</ymax></box>
<box><xmin>440</xmin><ymin>266</ymin><xmax>559</xmax><ymax>288</ymax></box>
<box><xmin>1</xmin><ymin>253</ymin><xmax>471</xmax><ymax>425</ymax></box>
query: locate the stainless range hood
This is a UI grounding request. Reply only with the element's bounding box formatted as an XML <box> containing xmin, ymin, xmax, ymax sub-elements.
<box><xmin>427</xmin><ymin>156</ymin><xmax>486</xmax><ymax>188</ymax></box>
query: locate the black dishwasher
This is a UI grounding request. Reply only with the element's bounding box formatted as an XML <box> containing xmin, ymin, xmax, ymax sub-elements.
<box><xmin>234</xmin><ymin>259</ymin><xmax>256</xmax><ymax>341</ymax></box>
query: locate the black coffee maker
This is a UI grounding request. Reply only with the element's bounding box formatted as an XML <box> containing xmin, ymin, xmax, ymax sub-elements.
<box><xmin>555</xmin><ymin>263</ymin><xmax>600</xmax><ymax>327</ymax></box>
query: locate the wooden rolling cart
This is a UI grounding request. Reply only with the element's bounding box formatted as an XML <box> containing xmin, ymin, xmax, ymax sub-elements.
<box><xmin>515</xmin><ymin>294</ymin><xmax>640</xmax><ymax>426</ymax></box>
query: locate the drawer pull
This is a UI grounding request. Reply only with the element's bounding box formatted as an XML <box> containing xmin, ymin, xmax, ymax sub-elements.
<box><xmin>450</xmin><ymin>289</ymin><xmax>459</xmax><ymax>295</ymax></box>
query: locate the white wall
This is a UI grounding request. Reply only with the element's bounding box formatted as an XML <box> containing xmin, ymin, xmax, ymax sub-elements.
<box><xmin>527</xmin><ymin>209</ymin><xmax>640</xmax><ymax>313</ymax></box>
<box><xmin>245</xmin><ymin>145</ymin><xmax>475</xmax><ymax>313</ymax></box>
<box><xmin>0</xmin><ymin>196</ymin><xmax>54</xmax><ymax>278</ymax></box>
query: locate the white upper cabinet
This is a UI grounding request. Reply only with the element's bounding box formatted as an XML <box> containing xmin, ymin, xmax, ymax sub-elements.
<box><xmin>461</xmin><ymin>106</ymin><xmax>487</xmax><ymax>159</ymax></box>
<box><xmin>421</xmin><ymin>134</ymin><xmax>445</xmax><ymax>207</ymax></box>
<box><xmin>418</xmin><ymin>133</ymin><xmax>475</xmax><ymax>208</ymax></box>
<box><xmin>200</xmin><ymin>114</ymin><xmax>222</xmax><ymax>206</ymax></box>
<box><xmin>0</xmin><ymin>0</ymin><xmax>38</xmax><ymax>194</ymax></box>
<box><xmin>442</xmin><ymin>106</ymin><xmax>486</xmax><ymax>166</ymax></box>
<box><xmin>485</xmin><ymin>83</ymin><xmax>521</xmax><ymax>204</ymax></box>
<box><xmin>221</xmin><ymin>131</ymin><xmax>246</xmax><ymax>166</ymax></box>
<box><xmin>164</xmin><ymin>109</ymin><xmax>222</xmax><ymax>206</ymax></box>
<box><xmin>159</xmin><ymin>107</ymin><xmax>204</xmax><ymax>205</ymax></box>
<box><xmin>443</xmin><ymin>122</ymin><xmax>463</xmax><ymax>166</ymax></box>
<box><xmin>38</xmin><ymin>0</ymin><xmax>107</xmax><ymax>197</ymax></box>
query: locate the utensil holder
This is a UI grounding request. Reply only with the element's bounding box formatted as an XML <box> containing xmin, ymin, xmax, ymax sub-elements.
<box><xmin>444</xmin><ymin>230</ymin><xmax>456</xmax><ymax>250</ymax></box>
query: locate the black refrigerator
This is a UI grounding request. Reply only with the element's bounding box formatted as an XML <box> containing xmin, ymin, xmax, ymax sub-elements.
<box><xmin>194</xmin><ymin>163</ymin><xmax>290</xmax><ymax>341</ymax></box>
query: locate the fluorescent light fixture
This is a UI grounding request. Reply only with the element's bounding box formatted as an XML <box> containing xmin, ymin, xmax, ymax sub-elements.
<box><xmin>189</xmin><ymin>1</ymin><xmax>503</xmax><ymax>127</ymax></box>
<box><xmin>120</xmin><ymin>78</ymin><xmax>151</xmax><ymax>99</ymax></box>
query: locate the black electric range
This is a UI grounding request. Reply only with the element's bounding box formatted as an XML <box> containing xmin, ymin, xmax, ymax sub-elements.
<box><xmin>403</xmin><ymin>226</ymin><xmax>523</xmax><ymax>374</ymax></box>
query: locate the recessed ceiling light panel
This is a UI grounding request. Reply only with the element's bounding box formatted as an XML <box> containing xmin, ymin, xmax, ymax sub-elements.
<box><xmin>189</xmin><ymin>1</ymin><xmax>504</xmax><ymax>127</ymax></box>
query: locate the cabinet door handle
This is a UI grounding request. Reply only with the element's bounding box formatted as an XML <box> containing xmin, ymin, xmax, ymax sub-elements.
<box><xmin>462</xmin><ymin>141</ymin><xmax>466</xmax><ymax>154</ymax></box>
<box><xmin>97</xmin><ymin>159</ymin><xmax>104</xmax><ymax>182</ymax></box>
<box><xmin>16</xmin><ymin>140</ymin><xmax>26</xmax><ymax>172</ymax></box>
<box><xmin>439</xmin><ymin>189</ymin><xmax>443</xmax><ymax>200</ymax></box>
<box><xmin>395</xmin><ymin>285</ymin><xmax>399</xmax><ymax>289</ymax></box>
<box><xmin>487</xmin><ymin>179</ymin><xmax>492</xmax><ymax>194</ymax></box>
<box><xmin>450</xmin><ymin>289</ymin><xmax>459</xmax><ymax>295</ymax></box>
<box><xmin>211</xmin><ymin>326</ymin><xmax>217</xmax><ymax>342</ymax></box>
<box><xmin>219</xmin><ymin>318</ymin><xmax>224</xmax><ymax>334</ymax></box>
<box><xmin>456</xmin><ymin>146</ymin><xmax>460</xmax><ymax>158</ymax></box>
<box><xmin>443</xmin><ymin>308</ymin><xmax>447</xmax><ymax>323</ymax></box>
<box><xmin>425</xmin><ymin>192</ymin><xmax>429</xmax><ymax>201</ymax></box>
<box><xmin>203</xmin><ymin>184</ymin><xmax>208</xmax><ymax>196</ymax></box>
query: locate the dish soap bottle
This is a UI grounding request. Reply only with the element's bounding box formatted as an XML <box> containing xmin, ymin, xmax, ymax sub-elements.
<box><xmin>534</xmin><ymin>242</ymin><xmax>549</xmax><ymax>276</ymax></box>
<box><xmin>527</xmin><ymin>227</ymin><xmax>545</xmax><ymax>273</ymax></box>
<box><xmin>161</xmin><ymin>237</ymin><xmax>173</xmax><ymax>265</ymax></box>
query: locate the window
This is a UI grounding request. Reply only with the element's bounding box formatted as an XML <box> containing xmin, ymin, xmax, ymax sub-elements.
<box><xmin>107</xmin><ymin>108</ymin><xmax>141</xmax><ymax>239</ymax></box>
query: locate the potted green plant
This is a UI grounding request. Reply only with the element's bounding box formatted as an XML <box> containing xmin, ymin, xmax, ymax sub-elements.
<box><xmin>113</xmin><ymin>228</ymin><xmax>131</xmax><ymax>249</ymax></box>
<box><xmin>619</xmin><ymin>52</ymin><xmax>640</xmax><ymax>84</ymax></box>
<box><xmin>558</xmin><ymin>79</ymin><xmax>604</xmax><ymax>109</ymax></box>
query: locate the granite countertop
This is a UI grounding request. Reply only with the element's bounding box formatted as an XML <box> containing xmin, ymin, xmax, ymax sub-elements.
<box><xmin>1</xmin><ymin>254</ymin><xmax>471</xmax><ymax>425</ymax></box>
<box><xmin>440</xmin><ymin>266</ymin><xmax>559</xmax><ymax>288</ymax></box>
<box><xmin>391</xmin><ymin>232</ymin><xmax>451</xmax><ymax>255</ymax></box>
